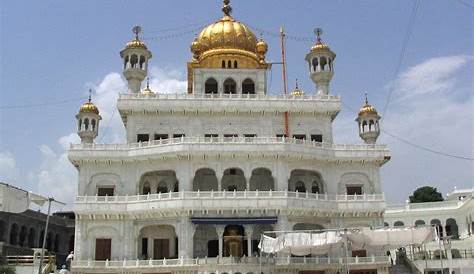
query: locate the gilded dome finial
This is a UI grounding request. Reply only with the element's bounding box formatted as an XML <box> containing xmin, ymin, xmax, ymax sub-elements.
<box><xmin>364</xmin><ymin>92</ymin><xmax>368</xmax><ymax>105</ymax></box>
<box><xmin>315</xmin><ymin>27</ymin><xmax>323</xmax><ymax>44</ymax></box>
<box><xmin>132</xmin><ymin>25</ymin><xmax>142</xmax><ymax>40</ymax></box>
<box><xmin>88</xmin><ymin>88</ymin><xmax>92</xmax><ymax>103</ymax></box>
<box><xmin>295</xmin><ymin>78</ymin><xmax>299</xmax><ymax>89</ymax></box>
<box><xmin>222</xmin><ymin>0</ymin><xmax>232</xmax><ymax>17</ymax></box>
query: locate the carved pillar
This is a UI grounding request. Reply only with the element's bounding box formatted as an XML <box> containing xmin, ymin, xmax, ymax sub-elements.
<box><xmin>244</xmin><ymin>225</ymin><xmax>254</xmax><ymax>257</ymax></box>
<box><xmin>215</xmin><ymin>225</ymin><xmax>225</xmax><ymax>257</ymax></box>
<box><xmin>178</xmin><ymin>217</ymin><xmax>195</xmax><ymax>258</ymax></box>
<box><xmin>176</xmin><ymin>162</ymin><xmax>192</xmax><ymax>191</ymax></box>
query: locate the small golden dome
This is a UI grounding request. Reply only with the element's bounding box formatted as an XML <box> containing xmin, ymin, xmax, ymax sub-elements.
<box><xmin>125</xmin><ymin>38</ymin><xmax>147</xmax><ymax>50</ymax></box>
<box><xmin>358</xmin><ymin>95</ymin><xmax>378</xmax><ymax>116</ymax></box>
<box><xmin>191</xmin><ymin>38</ymin><xmax>201</xmax><ymax>54</ymax></box>
<box><xmin>310</xmin><ymin>28</ymin><xmax>334</xmax><ymax>55</ymax></box>
<box><xmin>79</xmin><ymin>101</ymin><xmax>99</xmax><ymax>115</ymax></box>
<box><xmin>256</xmin><ymin>38</ymin><xmax>268</xmax><ymax>55</ymax></box>
<box><xmin>290</xmin><ymin>79</ymin><xmax>305</xmax><ymax>96</ymax></box>
<box><xmin>311</xmin><ymin>42</ymin><xmax>330</xmax><ymax>51</ymax></box>
<box><xmin>141</xmin><ymin>78</ymin><xmax>155</xmax><ymax>95</ymax></box>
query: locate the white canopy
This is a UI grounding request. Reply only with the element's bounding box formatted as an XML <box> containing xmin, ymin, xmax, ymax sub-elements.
<box><xmin>259</xmin><ymin>231</ymin><xmax>343</xmax><ymax>256</ymax></box>
<box><xmin>346</xmin><ymin>226</ymin><xmax>437</xmax><ymax>249</ymax></box>
<box><xmin>0</xmin><ymin>182</ymin><xmax>48</xmax><ymax>213</ymax></box>
<box><xmin>258</xmin><ymin>226</ymin><xmax>438</xmax><ymax>255</ymax></box>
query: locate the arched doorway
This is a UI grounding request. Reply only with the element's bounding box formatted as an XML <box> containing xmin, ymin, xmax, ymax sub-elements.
<box><xmin>224</xmin><ymin>225</ymin><xmax>244</xmax><ymax>257</ymax></box>
<box><xmin>249</xmin><ymin>168</ymin><xmax>274</xmax><ymax>191</ymax></box>
<box><xmin>205</xmin><ymin>78</ymin><xmax>218</xmax><ymax>94</ymax></box>
<box><xmin>288</xmin><ymin>169</ymin><xmax>325</xmax><ymax>193</ymax></box>
<box><xmin>223</xmin><ymin>78</ymin><xmax>237</xmax><ymax>94</ymax></box>
<box><xmin>221</xmin><ymin>168</ymin><xmax>245</xmax><ymax>191</ymax></box>
<box><xmin>139</xmin><ymin>170</ymin><xmax>178</xmax><ymax>194</ymax></box>
<box><xmin>445</xmin><ymin>218</ymin><xmax>459</xmax><ymax>239</ymax></box>
<box><xmin>242</xmin><ymin>78</ymin><xmax>255</xmax><ymax>94</ymax></box>
<box><xmin>193</xmin><ymin>168</ymin><xmax>218</xmax><ymax>191</ymax></box>
<box><xmin>10</xmin><ymin>223</ymin><xmax>18</xmax><ymax>245</ymax></box>
<box><xmin>193</xmin><ymin>225</ymin><xmax>218</xmax><ymax>258</ymax></box>
<box><xmin>28</xmin><ymin>228</ymin><xmax>36</xmax><ymax>247</ymax></box>
<box><xmin>19</xmin><ymin>226</ymin><xmax>27</xmax><ymax>247</ymax></box>
<box><xmin>139</xmin><ymin>225</ymin><xmax>177</xmax><ymax>259</ymax></box>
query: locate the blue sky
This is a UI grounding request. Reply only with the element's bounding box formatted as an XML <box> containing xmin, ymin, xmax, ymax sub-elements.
<box><xmin>0</xmin><ymin>0</ymin><xmax>472</xmax><ymax>207</ymax></box>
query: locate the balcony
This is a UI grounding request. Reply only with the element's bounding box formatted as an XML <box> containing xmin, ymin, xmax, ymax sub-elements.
<box><xmin>68</xmin><ymin>137</ymin><xmax>390</xmax><ymax>163</ymax></box>
<box><xmin>75</xmin><ymin>191</ymin><xmax>386</xmax><ymax>217</ymax></box>
<box><xmin>117</xmin><ymin>93</ymin><xmax>341</xmax><ymax>116</ymax></box>
<box><xmin>71</xmin><ymin>255</ymin><xmax>390</xmax><ymax>272</ymax></box>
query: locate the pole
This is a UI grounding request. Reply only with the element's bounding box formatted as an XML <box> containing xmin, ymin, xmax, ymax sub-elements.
<box><xmin>344</xmin><ymin>228</ymin><xmax>350</xmax><ymax>274</ymax></box>
<box><xmin>280</xmin><ymin>26</ymin><xmax>289</xmax><ymax>137</ymax></box>
<box><xmin>38</xmin><ymin>198</ymin><xmax>53</xmax><ymax>274</ymax></box>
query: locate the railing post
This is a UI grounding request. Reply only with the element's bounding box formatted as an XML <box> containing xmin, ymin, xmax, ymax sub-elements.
<box><xmin>148</xmin><ymin>258</ymin><xmax>152</xmax><ymax>266</ymax></box>
<box><xmin>136</xmin><ymin>259</ymin><xmax>139</xmax><ymax>266</ymax></box>
<box><xmin>105</xmin><ymin>259</ymin><xmax>109</xmax><ymax>267</ymax></box>
<box><xmin>123</xmin><ymin>258</ymin><xmax>126</xmax><ymax>267</ymax></box>
<box><xmin>163</xmin><ymin>258</ymin><xmax>167</xmax><ymax>265</ymax></box>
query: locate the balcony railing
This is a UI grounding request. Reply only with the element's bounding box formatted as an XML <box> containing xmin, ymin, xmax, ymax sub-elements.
<box><xmin>72</xmin><ymin>255</ymin><xmax>390</xmax><ymax>269</ymax></box>
<box><xmin>70</xmin><ymin>136</ymin><xmax>388</xmax><ymax>151</ymax></box>
<box><xmin>386</xmin><ymin>198</ymin><xmax>470</xmax><ymax>212</ymax></box>
<box><xmin>119</xmin><ymin>93</ymin><xmax>340</xmax><ymax>101</ymax></box>
<box><xmin>75</xmin><ymin>191</ymin><xmax>385</xmax><ymax>214</ymax></box>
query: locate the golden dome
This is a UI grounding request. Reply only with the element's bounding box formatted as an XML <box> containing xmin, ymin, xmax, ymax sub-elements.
<box><xmin>79</xmin><ymin>101</ymin><xmax>99</xmax><ymax>115</ymax></box>
<box><xmin>125</xmin><ymin>38</ymin><xmax>147</xmax><ymax>50</ymax></box>
<box><xmin>310</xmin><ymin>28</ymin><xmax>334</xmax><ymax>55</ymax></box>
<box><xmin>256</xmin><ymin>38</ymin><xmax>268</xmax><ymax>55</ymax></box>
<box><xmin>196</xmin><ymin>15</ymin><xmax>257</xmax><ymax>54</ymax></box>
<box><xmin>141</xmin><ymin>79</ymin><xmax>155</xmax><ymax>95</ymax></box>
<box><xmin>358</xmin><ymin>95</ymin><xmax>378</xmax><ymax>116</ymax></box>
<box><xmin>290</xmin><ymin>79</ymin><xmax>305</xmax><ymax>96</ymax></box>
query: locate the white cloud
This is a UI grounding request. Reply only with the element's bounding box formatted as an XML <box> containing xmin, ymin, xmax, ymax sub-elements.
<box><xmin>0</xmin><ymin>151</ymin><xmax>20</xmax><ymax>183</ymax></box>
<box><xmin>335</xmin><ymin>55</ymin><xmax>473</xmax><ymax>203</ymax></box>
<box><xmin>148</xmin><ymin>67</ymin><xmax>187</xmax><ymax>94</ymax></box>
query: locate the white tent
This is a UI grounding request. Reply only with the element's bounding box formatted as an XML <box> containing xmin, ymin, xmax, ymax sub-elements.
<box><xmin>259</xmin><ymin>231</ymin><xmax>343</xmax><ymax>256</ymax></box>
<box><xmin>346</xmin><ymin>226</ymin><xmax>437</xmax><ymax>249</ymax></box>
<box><xmin>258</xmin><ymin>226</ymin><xmax>438</xmax><ymax>255</ymax></box>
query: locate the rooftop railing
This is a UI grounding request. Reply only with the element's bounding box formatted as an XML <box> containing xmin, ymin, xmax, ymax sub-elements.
<box><xmin>119</xmin><ymin>93</ymin><xmax>340</xmax><ymax>101</ymax></box>
<box><xmin>386</xmin><ymin>198</ymin><xmax>470</xmax><ymax>211</ymax></box>
<box><xmin>70</xmin><ymin>136</ymin><xmax>388</xmax><ymax>151</ymax></box>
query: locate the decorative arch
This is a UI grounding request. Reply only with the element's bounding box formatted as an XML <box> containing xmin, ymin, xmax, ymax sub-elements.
<box><xmin>242</xmin><ymin>78</ymin><xmax>255</xmax><ymax>94</ymax></box>
<box><xmin>431</xmin><ymin>219</ymin><xmax>443</xmax><ymax>238</ymax></box>
<box><xmin>87</xmin><ymin>173</ymin><xmax>122</xmax><ymax>196</ymax></box>
<box><xmin>205</xmin><ymin>78</ymin><xmax>218</xmax><ymax>94</ymax></box>
<box><xmin>19</xmin><ymin>226</ymin><xmax>27</xmax><ymax>247</ymax></box>
<box><xmin>139</xmin><ymin>225</ymin><xmax>177</xmax><ymax>259</ymax></box>
<box><xmin>414</xmin><ymin>220</ymin><xmax>426</xmax><ymax>227</ymax></box>
<box><xmin>28</xmin><ymin>227</ymin><xmax>36</xmax><ymax>247</ymax></box>
<box><xmin>288</xmin><ymin>169</ymin><xmax>325</xmax><ymax>193</ymax></box>
<box><xmin>223</xmin><ymin>78</ymin><xmax>237</xmax><ymax>94</ymax></box>
<box><xmin>139</xmin><ymin>170</ymin><xmax>178</xmax><ymax>194</ymax></box>
<box><xmin>222</xmin><ymin>168</ymin><xmax>245</xmax><ymax>191</ymax></box>
<box><xmin>337</xmin><ymin>172</ymin><xmax>374</xmax><ymax>195</ymax></box>
<box><xmin>394</xmin><ymin>221</ymin><xmax>405</xmax><ymax>227</ymax></box>
<box><xmin>446</xmin><ymin>218</ymin><xmax>459</xmax><ymax>239</ymax></box>
<box><xmin>10</xmin><ymin>223</ymin><xmax>18</xmax><ymax>245</ymax></box>
<box><xmin>193</xmin><ymin>168</ymin><xmax>218</xmax><ymax>191</ymax></box>
<box><xmin>293</xmin><ymin>223</ymin><xmax>325</xmax><ymax>232</ymax></box>
<box><xmin>249</xmin><ymin>168</ymin><xmax>274</xmax><ymax>191</ymax></box>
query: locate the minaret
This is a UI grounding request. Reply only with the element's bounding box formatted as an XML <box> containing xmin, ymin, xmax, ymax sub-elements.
<box><xmin>120</xmin><ymin>26</ymin><xmax>152</xmax><ymax>93</ymax></box>
<box><xmin>356</xmin><ymin>94</ymin><xmax>381</xmax><ymax>144</ymax></box>
<box><xmin>305</xmin><ymin>28</ymin><xmax>336</xmax><ymax>95</ymax></box>
<box><xmin>76</xmin><ymin>89</ymin><xmax>101</xmax><ymax>144</ymax></box>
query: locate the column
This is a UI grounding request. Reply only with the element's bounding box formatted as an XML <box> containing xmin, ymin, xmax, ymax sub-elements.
<box><xmin>275</xmin><ymin>161</ymin><xmax>289</xmax><ymax>191</ymax></box>
<box><xmin>178</xmin><ymin>217</ymin><xmax>195</xmax><ymax>258</ymax></box>
<box><xmin>244</xmin><ymin>225</ymin><xmax>254</xmax><ymax>257</ymax></box>
<box><xmin>215</xmin><ymin>225</ymin><xmax>225</xmax><ymax>257</ymax></box>
<box><xmin>217</xmin><ymin>173</ymin><xmax>223</xmax><ymax>192</ymax></box>
<box><xmin>176</xmin><ymin>162</ymin><xmax>192</xmax><ymax>191</ymax></box>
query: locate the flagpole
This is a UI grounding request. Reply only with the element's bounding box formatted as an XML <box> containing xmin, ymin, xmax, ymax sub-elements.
<box><xmin>37</xmin><ymin>197</ymin><xmax>65</xmax><ymax>274</ymax></box>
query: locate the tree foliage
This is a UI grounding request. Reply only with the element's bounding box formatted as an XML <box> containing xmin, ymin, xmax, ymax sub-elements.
<box><xmin>409</xmin><ymin>186</ymin><xmax>444</xmax><ymax>203</ymax></box>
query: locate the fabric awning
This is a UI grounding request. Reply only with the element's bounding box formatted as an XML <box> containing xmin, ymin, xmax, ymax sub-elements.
<box><xmin>258</xmin><ymin>231</ymin><xmax>343</xmax><ymax>255</ymax></box>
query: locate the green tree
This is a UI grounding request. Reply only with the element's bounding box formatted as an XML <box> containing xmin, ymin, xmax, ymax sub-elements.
<box><xmin>409</xmin><ymin>186</ymin><xmax>444</xmax><ymax>203</ymax></box>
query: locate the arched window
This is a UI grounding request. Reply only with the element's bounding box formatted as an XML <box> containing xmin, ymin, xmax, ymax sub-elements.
<box><xmin>91</xmin><ymin>119</ymin><xmax>96</xmax><ymax>131</ymax></box>
<box><xmin>223</xmin><ymin>78</ymin><xmax>236</xmax><ymax>94</ymax></box>
<box><xmin>362</xmin><ymin>120</ymin><xmax>367</xmax><ymax>132</ymax></box>
<box><xmin>295</xmin><ymin>181</ymin><xmax>306</xmax><ymax>193</ymax></box>
<box><xmin>320</xmin><ymin>56</ymin><xmax>327</xmax><ymax>71</ymax></box>
<box><xmin>205</xmin><ymin>78</ymin><xmax>218</xmax><ymax>94</ymax></box>
<box><xmin>369</xmin><ymin>120</ymin><xmax>375</xmax><ymax>131</ymax></box>
<box><xmin>10</xmin><ymin>223</ymin><xmax>18</xmax><ymax>245</ymax></box>
<box><xmin>124</xmin><ymin>55</ymin><xmax>129</xmax><ymax>69</ymax></box>
<box><xmin>28</xmin><ymin>228</ymin><xmax>36</xmax><ymax>247</ymax></box>
<box><xmin>394</xmin><ymin>221</ymin><xmax>404</xmax><ymax>227</ymax></box>
<box><xmin>139</xmin><ymin>56</ymin><xmax>146</xmax><ymax>69</ymax></box>
<box><xmin>227</xmin><ymin>60</ymin><xmax>232</xmax><ymax>68</ymax></box>
<box><xmin>84</xmin><ymin>118</ymin><xmax>89</xmax><ymax>130</ymax></box>
<box><xmin>222</xmin><ymin>60</ymin><xmax>226</xmax><ymax>68</ymax></box>
<box><xmin>234</xmin><ymin>60</ymin><xmax>238</xmax><ymax>68</ymax></box>
<box><xmin>242</xmin><ymin>78</ymin><xmax>255</xmax><ymax>94</ymax></box>
<box><xmin>312</xmin><ymin>58</ymin><xmax>319</xmax><ymax>71</ymax></box>
<box><xmin>130</xmin><ymin>54</ymin><xmax>138</xmax><ymax>68</ymax></box>
<box><xmin>415</xmin><ymin>220</ymin><xmax>425</xmax><ymax>227</ymax></box>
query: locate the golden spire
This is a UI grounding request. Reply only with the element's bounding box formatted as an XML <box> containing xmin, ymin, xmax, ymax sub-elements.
<box><xmin>291</xmin><ymin>78</ymin><xmax>305</xmax><ymax>96</ymax></box>
<box><xmin>141</xmin><ymin>77</ymin><xmax>155</xmax><ymax>95</ymax></box>
<box><xmin>222</xmin><ymin>0</ymin><xmax>232</xmax><ymax>17</ymax></box>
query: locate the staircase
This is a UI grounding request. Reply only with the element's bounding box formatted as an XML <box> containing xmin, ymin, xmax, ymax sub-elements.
<box><xmin>390</xmin><ymin>263</ymin><xmax>413</xmax><ymax>274</ymax></box>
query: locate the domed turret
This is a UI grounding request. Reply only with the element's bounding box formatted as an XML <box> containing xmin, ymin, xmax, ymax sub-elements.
<box><xmin>120</xmin><ymin>26</ymin><xmax>152</xmax><ymax>93</ymax></box>
<box><xmin>290</xmin><ymin>79</ymin><xmax>305</xmax><ymax>97</ymax></box>
<box><xmin>305</xmin><ymin>28</ymin><xmax>336</xmax><ymax>95</ymax></box>
<box><xmin>141</xmin><ymin>78</ymin><xmax>155</xmax><ymax>97</ymax></box>
<box><xmin>76</xmin><ymin>90</ymin><xmax>101</xmax><ymax>144</ymax></box>
<box><xmin>356</xmin><ymin>94</ymin><xmax>381</xmax><ymax>144</ymax></box>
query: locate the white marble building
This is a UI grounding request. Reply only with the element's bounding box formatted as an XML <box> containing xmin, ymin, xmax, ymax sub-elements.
<box><xmin>68</xmin><ymin>1</ymin><xmax>394</xmax><ymax>273</ymax></box>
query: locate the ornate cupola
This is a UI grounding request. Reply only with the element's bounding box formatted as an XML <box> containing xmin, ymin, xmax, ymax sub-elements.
<box><xmin>305</xmin><ymin>28</ymin><xmax>336</xmax><ymax>95</ymax></box>
<box><xmin>356</xmin><ymin>94</ymin><xmax>381</xmax><ymax>144</ymax></box>
<box><xmin>120</xmin><ymin>26</ymin><xmax>152</xmax><ymax>93</ymax></box>
<box><xmin>76</xmin><ymin>90</ymin><xmax>101</xmax><ymax>144</ymax></box>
